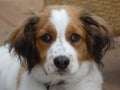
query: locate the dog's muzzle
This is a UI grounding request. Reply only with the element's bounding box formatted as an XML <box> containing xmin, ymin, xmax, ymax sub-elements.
<box><xmin>54</xmin><ymin>56</ymin><xmax>70</xmax><ymax>70</ymax></box>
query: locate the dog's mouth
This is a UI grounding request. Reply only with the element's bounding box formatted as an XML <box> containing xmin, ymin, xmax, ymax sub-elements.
<box><xmin>55</xmin><ymin>69</ymin><xmax>70</xmax><ymax>76</ymax></box>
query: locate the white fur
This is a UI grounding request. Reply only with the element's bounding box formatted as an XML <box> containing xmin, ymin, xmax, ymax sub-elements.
<box><xmin>45</xmin><ymin>9</ymin><xmax>79</xmax><ymax>75</ymax></box>
<box><xmin>0</xmin><ymin>8</ymin><xmax>103</xmax><ymax>90</ymax></box>
<box><xmin>0</xmin><ymin>45</ymin><xmax>20</xmax><ymax>90</ymax></box>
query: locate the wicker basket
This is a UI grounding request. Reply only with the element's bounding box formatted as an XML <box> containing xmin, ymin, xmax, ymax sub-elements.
<box><xmin>45</xmin><ymin>0</ymin><xmax>120</xmax><ymax>36</ymax></box>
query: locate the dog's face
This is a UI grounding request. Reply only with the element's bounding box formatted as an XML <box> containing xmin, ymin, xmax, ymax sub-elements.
<box><xmin>9</xmin><ymin>5</ymin><xmax>112</xmax><ymax>76</ymax></box>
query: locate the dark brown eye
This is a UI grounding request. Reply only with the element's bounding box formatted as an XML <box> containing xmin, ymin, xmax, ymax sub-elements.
<box><xmin>40</xmin><ymin>34</ymin><xmax>52</xmax><ymax>43</ymax></box>
<box><xmin>70</xmin><ymin>33</ymin><xmax>81</xmax><ymax>42</ymax></box>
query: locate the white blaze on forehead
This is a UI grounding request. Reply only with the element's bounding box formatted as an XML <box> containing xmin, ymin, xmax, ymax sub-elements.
<box><xmin>49</xmin><ymin>8</ymin><xmax>71</xmax><ymax>56</ymax></box>
<box><xmin>49</xmin><ymin>9</ymin><xmax>69</xmax><ymax>34</ymax></box>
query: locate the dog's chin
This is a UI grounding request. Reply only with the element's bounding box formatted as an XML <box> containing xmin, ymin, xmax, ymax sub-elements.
<box><xmin>54</xmin><ymin>69</ymin><xmax>70</xmax><ymax>76</ymax></box>
<box><xmin>46</xmin><ymin>68</ymin><xmax>77</xmax><ymax>77</ymax></box>
<box><xmin>45</xmin><ymin>63</ymin><xmax>79</xmax><ymax>77</ymax></box>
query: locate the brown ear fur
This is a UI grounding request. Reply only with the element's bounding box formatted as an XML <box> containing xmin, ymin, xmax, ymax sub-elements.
<box><xmin>81</xmin><ymin>14</ymin><xmax>113</xmax><ymax>66</ymax></box>
<box><xmin>8</xmin><ymin>17</ymin><xmax>40</xmax><ymax>72</ymax></box>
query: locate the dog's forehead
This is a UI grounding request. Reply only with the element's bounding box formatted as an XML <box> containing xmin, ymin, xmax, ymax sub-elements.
<box><xmin>49</xmin><ymin>9</ymin><xmax>70</xmax><ymax>35</ymax></box>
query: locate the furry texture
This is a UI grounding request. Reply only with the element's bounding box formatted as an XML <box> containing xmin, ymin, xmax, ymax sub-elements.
<box><xmin>0</xmin><ymin>5</ymin><xmax>113</xmax><ymax>90</ymax></box>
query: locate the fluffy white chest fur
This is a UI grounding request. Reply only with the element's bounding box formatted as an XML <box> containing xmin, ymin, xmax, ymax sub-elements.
<box><xmin>0</xmin><ymin>5</ymin><xmax>112</xmax><ymax>90</ymax></box>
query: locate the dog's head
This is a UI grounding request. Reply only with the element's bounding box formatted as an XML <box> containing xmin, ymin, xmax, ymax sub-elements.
<box><xmin>8</xmin><ymin>5</ymin><xmax>112</xmax><ymax>76</ymax></box>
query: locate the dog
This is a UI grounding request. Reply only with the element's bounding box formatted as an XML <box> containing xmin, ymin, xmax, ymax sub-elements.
<box><xmin>0</xmin><ymin>5</ymin><xmax>112</xmax><ymax>90</ymax></box>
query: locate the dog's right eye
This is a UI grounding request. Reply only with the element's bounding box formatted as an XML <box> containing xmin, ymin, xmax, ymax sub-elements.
<box><xmin>40</xmin><ymin>34</ymin><xmax>52</xmax><ymax>43</ymax></box>
<box><xmin>70</xmin><ymin>33</ymin><xmax>81</xmax><ymax>42</ymax></box>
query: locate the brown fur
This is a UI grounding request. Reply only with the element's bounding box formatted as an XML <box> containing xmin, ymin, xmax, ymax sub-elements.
<box><xmin>36</xmin><ymin>22</ymin><xmax>57</xmax><ymax>68</ymax></box>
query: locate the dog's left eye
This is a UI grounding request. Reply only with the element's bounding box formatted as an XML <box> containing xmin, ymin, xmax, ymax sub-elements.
<box><xmin>70</xmin><ymin>33</ymin><xmax>81</xmax><ymax>42</ymax></box>
<box><xmin>40</xmin><ymin>34</ymin><xmax>52</xmax><ymax>43</ymax></box>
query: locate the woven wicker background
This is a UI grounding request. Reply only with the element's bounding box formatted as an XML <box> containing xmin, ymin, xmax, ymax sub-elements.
<box><xmin>45</xmin><ymin>0</ymin><xmax>120</xmax><ymax>36</ymax></box>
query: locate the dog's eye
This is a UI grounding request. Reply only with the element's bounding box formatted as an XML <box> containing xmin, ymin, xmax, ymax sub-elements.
<box><xmin>70</xmin><ymin>34</ymin><xmax>81</xmax><ymax>42</ymax></box>
<box><xmin>40</xmin><ymin>34</ymin><xmax>52</xmax><ymax>43</ymax></box>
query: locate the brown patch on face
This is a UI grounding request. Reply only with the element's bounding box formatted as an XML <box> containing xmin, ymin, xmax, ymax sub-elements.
<box><xmin>66</xmin><ymin>22</ymin><xmax>92</xmax><ymax>63</ymax></box>
<box><xmin>35</xmin><ymin>22</ymin><xmax>57</xmax><ymax>68</ymax></box>
<box><xmin>62</xmin><ymin>5</ymin><xmax>112</xmax><ymax>65</ymax></box>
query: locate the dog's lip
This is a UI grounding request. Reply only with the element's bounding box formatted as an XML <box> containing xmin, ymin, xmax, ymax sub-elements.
<box><xmin>56</xmin><ymin>69</ymin><xmax>69</xmax><ymax>76</ymax></box>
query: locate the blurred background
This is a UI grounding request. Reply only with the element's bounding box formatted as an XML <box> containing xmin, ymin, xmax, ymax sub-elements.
<box><xmin>0</xmin><ymin>0</ymin><xmax>120</xmax><ymax>90</ymax></box>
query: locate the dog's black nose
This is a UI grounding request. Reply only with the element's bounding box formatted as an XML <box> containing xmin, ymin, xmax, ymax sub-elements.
<box><xmin>54</xmin><ymin>56</ymin><xmax>70</xmax><ymax>70</ymax></box>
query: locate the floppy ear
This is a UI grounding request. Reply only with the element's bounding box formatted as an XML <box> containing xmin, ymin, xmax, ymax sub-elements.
<box><xmin>80</xmin><ymin>14</ymin><xmax>113</xmax><ymax>66</ymax></box>
<box><xmin>8</xmin><ymin>17</ymin><xmax>40</xmax><ymax>71</ymax></box>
